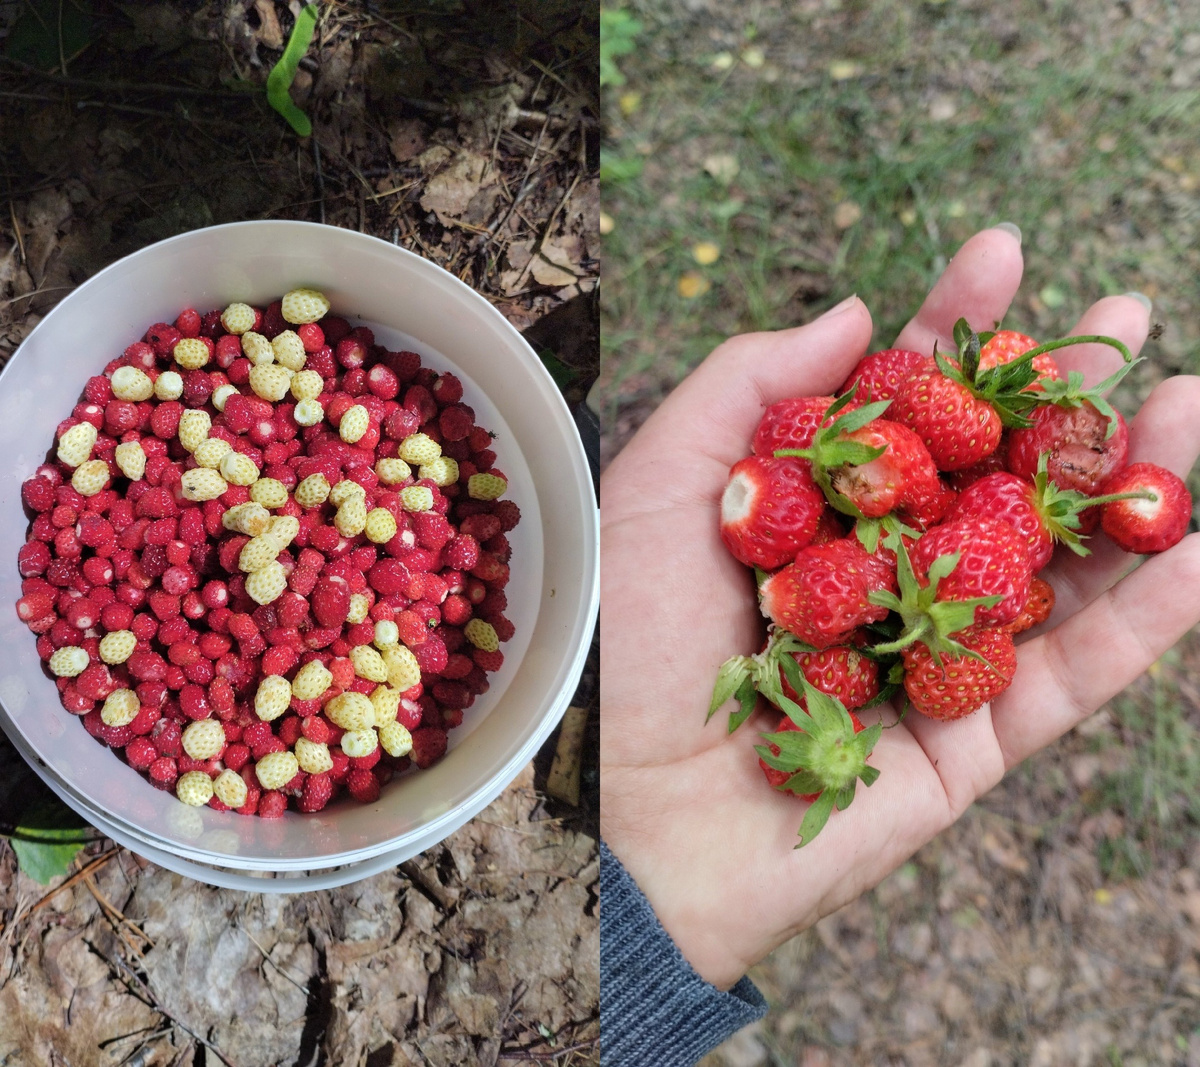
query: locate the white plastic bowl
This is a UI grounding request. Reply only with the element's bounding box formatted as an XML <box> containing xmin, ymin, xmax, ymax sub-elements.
<box><xmin>0</xmin><ymin>221</ymin><xmax>598</xmax><ymax>890</ymax></box>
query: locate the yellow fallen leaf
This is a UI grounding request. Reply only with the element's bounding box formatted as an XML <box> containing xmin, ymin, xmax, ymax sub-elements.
<box><xmin>678</xmin><ymin>272</ymin><xmax>710</xmax><ymax>299</ymax></box>
<box><xmin>833</xmin><ymin>201</ymin><xmax>862</xmax><ymax>229</ymax></box>
<box><xmin>703</xmin><ymin>154</ymin><xmax>739</xmax><ymax>184</ymax></box>
<box><xmin>1094</xmin><ymin>888</ymin><xmax>1112</xmax><ymax>905</ymax></box>
<box><xmin>829</xmin><ymin>60</ymin><xmax>863</xmax><ymax>81</ymax></box>
<box><xmin>599</xmin><ymin>212</ymin><xmax>614</xmax><ymax>236</ymax></box>
<box><xmin>946</xmin><ymin>200</ymin><xmax>967</xmax><ymax>218</ymax></box>
<box><xmin>692</xmin><ymin>241</ymin><xmax>720</xmax><ymax>265</ymax></box>
<box><xmin>712</xmin><ymin>52</ymin><xmax>735</xmax><ymax>71</ymax></box>
<box><xmin>741</xmin><ymin>47</ymin><xmax>765</xmax><ymax>69</ymax></box>
<box><xmin>899</xmin><ymin>208</ymin><xmax>918</xmax><ymax>226</ymax></box>
<box><xmin>619</xmin><ymin>92</ymin><xmax>642</xmax><ymax>116</ymax></box>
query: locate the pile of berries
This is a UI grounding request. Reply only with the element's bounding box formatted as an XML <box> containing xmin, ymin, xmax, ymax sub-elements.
<box><xmin>712</xmin><ymin>318</ymin><xmax>1191</xmax><ymax>844</ymax></box>
<box><xmin>16</xmin><ymin>289</ymin><xmax>519</xmax><ymax>818</ymax></box>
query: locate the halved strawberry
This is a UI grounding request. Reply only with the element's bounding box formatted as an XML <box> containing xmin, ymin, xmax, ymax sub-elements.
<box><xmin>719</xmin><ymin>455</ymin><xmax>826</xmax><ymax>569</ymax></box>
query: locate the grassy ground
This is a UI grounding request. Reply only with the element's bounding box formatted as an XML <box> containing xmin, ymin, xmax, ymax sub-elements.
<box><xmin>602</xmin><ymin>1</ymin><xmax>1200</xmax><ymax>1062</ymax></box>
<box><xmin>601</xmin><ymin>0</ymin><xmax>1200</xmax><ymax>463</ymax></box>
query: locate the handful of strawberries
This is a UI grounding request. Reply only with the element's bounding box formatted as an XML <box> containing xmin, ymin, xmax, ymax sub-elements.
<box><xmin>711</xmin><ymin>318</ymin><xmax>1192</xmax><ymax>845</ymax></box>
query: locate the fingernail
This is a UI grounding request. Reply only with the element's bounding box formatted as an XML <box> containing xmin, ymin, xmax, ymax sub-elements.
<box><xmin>818</xmin><ymin>294</ymin><xmax>858</xmax><ymax>319</ymax></box>
<box><xmin>1123</xmin><ymin>290</ymin><xmax>1152</xmax><ymax>312</ymax></box>
<box><xmin>993</xmin><ymin>221</ymin><xmax>1022</xmax><ymax>245</ymax></box>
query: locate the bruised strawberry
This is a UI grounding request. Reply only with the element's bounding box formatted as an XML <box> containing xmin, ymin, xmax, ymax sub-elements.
<box><xmin>828</xmin><ymin>419</ymin><xmax>943</xmax><ymax>520</ymax></box>
<box><xmin>1007</xmin><ymin>402</ymin><xmax>1129</xmax><ymax>495</ymax></box>
<box><xmin>719</xmin><ymin>455</ymin><xmax>826</xmax><ymax>569</ymax></box>
<box><xmin>902</xmin><ymin>625</ymin><xmax>1017</xmax><ymax>720</ymax></box>
<box><xmin>1098</xmin><ymin>462</ymin><xmax>1192</xmax><ymax>554</ymax></box>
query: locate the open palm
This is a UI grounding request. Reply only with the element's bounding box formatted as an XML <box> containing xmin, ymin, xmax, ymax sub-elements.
<box><xmin>600</xmin><ymin>227</ymin><xmax>1200</xmax><ymax>991</ymax></box>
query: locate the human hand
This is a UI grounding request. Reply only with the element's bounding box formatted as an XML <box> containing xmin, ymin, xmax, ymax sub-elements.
<box><xmin>599</xmin><ymin>226</ymin><xmax>1200</xmax><ymax>991</ymax></box>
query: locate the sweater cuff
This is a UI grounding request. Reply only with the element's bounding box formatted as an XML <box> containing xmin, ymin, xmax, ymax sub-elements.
<box><xmin>600</xmin><ymin>839</ymin><xmax>767</xmax><ymax>1067</ymax></box>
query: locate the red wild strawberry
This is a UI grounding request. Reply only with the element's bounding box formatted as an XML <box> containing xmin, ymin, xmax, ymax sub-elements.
<box><xmin>719</xmin><ymin>455</ymin><xmax>825</xmax><ymax>569</ymax></box>
<box><xmin>1098</xmin><ymin>462</ymin><xmax>1192</xmax><ymax>554</ymax></box>
<box><xmin>839</xmin><ymin>349</ymin><xmax>930</xmax><ymax>402</ymax></box>
<box><xmin>758</xmin><ymin>538</ymin><xmax>891</xmax><ymax>649</ymax></box>
<box><xmin>751</xmin><ymin>395</ymin><xmax>857</xmax><ymax>456</ymax></box>
<box><xmin>826</xmin><ymin>419</ymin><xmax>942</xmax><ymax>520</ymax></box>
<box><xmin>978</xmin><ymin>330</ymin><xmax>1060</xmax><ymax>382</ymax></box>
<box><xmin>1003</xmin><ymin>576</ymin><xmax>1055</xmax><ymax>635</ymax></box>
<box><xmin>1007</xmin><ymin>403</ymin><xmax>1129</xmax><ymax>495</ymax></box>
<box><xmin>889</xmin><ymin>365</ymin><xmax>1002</xmax><ymax>472</ymax></box>
<box><xmin>780</xmin><ymin>645</ymin><xmax>880</xmax><ymax>711</ymax></box>
<box><xmin>902</xmin><ymin>626</ymin><xmax>1017</xmax><ymax>720</ymax></box>
<box><xmin>910</xmin><ymin>515</ymin><xmax>1032</xmax><ymax>628</ymax></box>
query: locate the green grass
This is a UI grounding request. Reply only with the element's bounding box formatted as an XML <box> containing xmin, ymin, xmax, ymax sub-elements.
<box><xmin>1091</xmin><ymin>648</ymin><xmax>1200</xmax><ymax>879</ymax></box>
<box><xmin>602</xmin><ymin>0</ymin><xmax>1200</xmax><ymax>419</ymax></box>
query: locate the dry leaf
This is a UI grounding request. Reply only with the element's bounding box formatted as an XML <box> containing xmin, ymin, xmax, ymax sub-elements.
<box><xmin>253</xmin><ymin>0</ymin><xmax>284</xmax><ymax>50</ymax></box>
<box><xmin>703</xmin><ymin>154</ymin><xmax>740</xmax><ymax>184</ymax></box>
<box><xmin>678</xmin><ymin>272</ymin><xmax>710</xmax><ymax>299</ymax></box>
<box><xmin>388</xmin><ymin>118</ymin><xmax>427</xmax><ymax>164</ymax></box>
<box><xmin>419</xmin><ymin>150</ymin><xmax>496</xmax><ymax>224</ymax></box>
<box><xmin>833</xmin><ymin>201</ymin><xmax>862</xmax><ymax>229</ymax></box>
<box><xmin>692</xmin><ymin>241</ymin><xmax>720</xmax><ymax>265</ymax></box>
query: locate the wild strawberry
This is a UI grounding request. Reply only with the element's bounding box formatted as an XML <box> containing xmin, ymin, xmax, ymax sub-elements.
<box><xmin>781</xmin><ymin>645</ymin><xmax>880</xmax><ymax>711</ymax></box>
<box><xmin>1098</xmin><ymin>462</ymin><xmax>1192</xmax><ymax>554</ymax></box>
<box><xmin>978</xmin><ymin>330</ymin><xmax>1060</xmax><ymax>382</ymax></box>
<box><xmin>758</xmin><ymin>710</ymin><xmax>867</xmax><ymax>799</ymax></box>
<box><xmin>719</xmin><ymin>455</ymin><xmax>826</xmax><ymax>569</ymax></box>
<box><xmin>1003</xmin><ymin>577</ymin><xmax>1055</xmax><ymax>635</ymax></box>
<box><xmin>752</xmin><ymin>395</ymin><xmax>856</xmax><ymax>456</ymax></box>
<box><xmin>910</xmin><ymin>515</ymin><xmax>1032</xmax><ymax>628</ymax></box>
<box><xmin>889</xmin><ymin>366</ymin><xmax>1002</xmax><ymax>471</ymax></box>
<box><xmin>902</xmin><ymin>626</ymin><xmax>1017</xmax><ymax>720</ymax></box>
<box><xmin>825</xmin><ymin>419</ymin><xmax>942</xmax><ymax>521</ymax></box>
<box><xmin>839</xmin><ymin>348</ymin><xmax>930</xmax><ymax>402</ymax></box>
<box><xmin>410</xmin><ymin>726</ymin><xmax>448</xmax><ymax>768</ymax></box>
<box><xmin>758</xmin><ymin>538</ymin><xmax>891</xmax><ymax>649</ymax></box>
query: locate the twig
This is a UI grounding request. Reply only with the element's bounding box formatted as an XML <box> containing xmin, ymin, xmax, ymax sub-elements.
<box><xmin>104</xmin><ymin>948</ymin><xmax>241</xmax><ymax>1067</ymax></box>
<box><xmin>9</xmin><ymin>848</ymin><xmax>118</xmax><ymax>925</ymax></box>
<box><xmin>237</xmin><ymin>921</ymin><xmax>310</xmax><ymax>995</ymax></box>
<box><xmin>83</xmin><ymin>872</ymin><xmax>153</xmax><ymax>954</ymax></box>
<box><xmin>312</xmin><ymin>137</ymin><xmax>325</xmax><ymax>224</ymax></box>
<box><xmin>511</xmin><ymin>172</ymin><xmax>583</xmax><ymax>290</ymax></box>
<box><xmin>499</xmin><ymin>1037</ymin><xmax>600</xmax><ymax>1061</ymax></box>
<box><xmin>0</xmin><ymin>54</ymin><xmax>255</xmax><ymax>98</ymax></box>
<box><xmin>484</xmin><ymin>116</ymin><xmax>550</xmax><ymax>244</ymax></box>
<box><xmin>1</xmin><ymin>284</ymin><xmax>76</xmax><ymax>308</ymax></box>
<box><xmin>8</xmin><ymin>202</ymin><xmax>25</xmax><ymax>267</ymax></box>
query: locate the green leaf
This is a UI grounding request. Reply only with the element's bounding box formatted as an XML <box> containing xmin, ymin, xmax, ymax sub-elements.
<box><xmin>727</xmin><ymin>676</ymin><xmax>759</xmax><ymax>733</ymax></box>
<box><xmin>709</xmin><ymin>654</ymin><xmax>751</xmax><ymax>721</ymax></box>
<box><xmin>266</xmin><ymin>2</ymin><xmax>319</xmax><ymax>136</ymax></box>
<box><xmin>9</xmin><ymin>798</ymin><xmax>91</xmax><ymax>885</ymax></box>
<box><xmin>834</xmin><ymin>782</ymin><xmax>857</xmax><ymax>810</ymax></box>
<box><xmin>796</xmin><ymin>789</ymin><xmax>837</xmax><ymax>847</ymax></box>
<box><xmin>779</xmin><ymin>769</ymin><xmax>823</xmax><ymax>795</ymax></box>
<box><xmin>860</xmin><ymin>764</ymin><xmax>882</xmax><ymax>787</ymax></box>
<box><xmin>600</xmin><ymin>8</ymin><xmax>642</xmax><ymax>88</ymax></box>
<box><xmin>600</xmin><ymin>150</ymin><xmax>644</xmax><ymax>184</ymax></box>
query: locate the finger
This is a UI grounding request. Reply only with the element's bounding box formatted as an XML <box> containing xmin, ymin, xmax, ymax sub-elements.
<box><xmin>990</xmin><ymin>532</ymin><xmax>1200</xmax><ymax>768</ymax></box>
<box><xmin>1050</xmin><ymin>293</ymin><xmax>1150</xmax><ymax>388</ymax></box>
<box><xmin>1038</xmin><ymin>374</ymin><xmax>1200</xmax><ymax>621</ymax></box>
<box><xmin>602</xmin><ymin>297</ymin><xmax>874</xmax><ymax>512</ymax></box>
<box><xmin>892</xmin><ymin>227</ymin><xmax>1024</xmax><ymax>355</ymax></box>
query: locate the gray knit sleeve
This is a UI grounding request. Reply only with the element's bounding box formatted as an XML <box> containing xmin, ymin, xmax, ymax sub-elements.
<box><xmin>600</xmin><ymin>839</ymin><xmax>768</xmax><ymax>1066</ymax></box>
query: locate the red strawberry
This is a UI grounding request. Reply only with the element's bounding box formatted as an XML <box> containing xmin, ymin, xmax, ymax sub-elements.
<box><xmin>978</xmin><ymin>330</ymin><xmax>1060</xmax><ymax>383</ymax></box>
<box><xmin>902</xmin><ymin>625</ymin><xmax>1017</xmax><ymax>720</ymax></box>
<box><xmin>719</xmin><ymin>455</ymin><xmax>826</xmax><ymax>569</ymax></box>
<box><xmin>889</xmin><ymin>366</ymin><xmax>1003</xmax><ymax>472</ymax></box>
<box><xmin>1003</xmin><ymin>576</ymin><xmax>1055</xmax><ymax>635</ymax></box>
<box><xmin>779</xmin><ymin>645</ymin><xmax>880</xmax><ymax>711</ymax></box>
<box><xmin>759</xmin><ymin>710</ymin><xmax>866</xmax><ymax>799</ymax></box>
<box><xmin>752</xmin><ymin>395</ymin><xmax>856</xmax><ymax>456</ymax></box>
<box><xmin>758</xmin><ymin>538</ymin><xmax>891</xmax><ymax>649</ymax></box>
<box><xmin>839</xmin><ymin>349</ymin><xmax>930</xmax><ymax>402</ymax></box>
<box><xmin>910</xmin><ymin>515</ymin><xmax>1032</xmax><ymax>628</ymax></box>
<box><xmin>1007</xmin><ymin>402</ymin><xmax>1129</xmax><ymax>495</ymax></box>
<box><xmin>311</xmin><ymin>576</ymin><xmax>351</xmax><ymax>628</ymax></box>
<box><xmin>1098</xmin><ymin>462</ymin><xmax>1192</xmax><ymax>554</ymax></box>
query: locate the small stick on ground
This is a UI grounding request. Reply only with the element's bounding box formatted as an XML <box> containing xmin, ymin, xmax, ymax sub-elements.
<box><xmin>546</xmin><ymin>706</ymin><xmax>588</xmax><ymax>806</ymax></box>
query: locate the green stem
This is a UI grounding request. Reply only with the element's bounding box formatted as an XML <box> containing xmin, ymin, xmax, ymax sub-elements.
<box><xmin>267</xmin><ymin>2</ymin><xmax>319</xmax><ymax>136</ymax></box>
<box><xmin>1002</xmin><ymin>333</ymin><xmax>1134</xmax><ymax>376</ymax></box>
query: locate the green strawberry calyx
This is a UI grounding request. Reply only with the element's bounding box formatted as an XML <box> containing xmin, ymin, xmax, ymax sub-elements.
<box><xmin>755</xmin><ymin>669</ymin><xmax>882</xmax><ymax>847</ymax></box>
<box><xmin>1028</xmin><ymin>452</ymin><xmax>1154</xmax><ymax>556</ymax></box>
<box><xmin>867</xmin><ymin>539</ymin><xmax>1001</xmax><ymax>665</ymax></box>
<box><xmin>1024</xmin><ymin>360</ymin><xmax>1142</xmax><ymax>440</ymax></box>
<box><xmin>774</xmin><ymin>389</ymin><xmax>893</xmax><ymax>520</ymax></box>
<box><xmin>934</xmin><ymin>318</ymin><xmax>1137</xmax><ymax>433</ymax></box>
<box><xmin>708</xmin><ymin>627</ymin><xmax>816</xmax><ymax>733</ymax></box>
